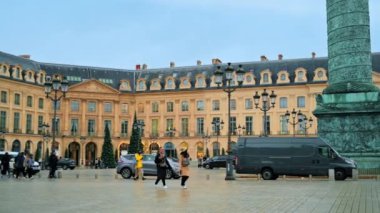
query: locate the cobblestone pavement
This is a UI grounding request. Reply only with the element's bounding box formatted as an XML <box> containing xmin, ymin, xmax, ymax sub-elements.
<box><xmin>0</xmin><ymin>166</ymin><xmax>379</xmax><ymax>213</ymax></box>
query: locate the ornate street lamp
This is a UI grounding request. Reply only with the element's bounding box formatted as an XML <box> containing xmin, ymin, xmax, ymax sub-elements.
<box><xmin>202</xmin><ymin>132</ymin><xmax>211</xmax><ymax>158</ymax></box>
<box><xmin>235</xmin><ymin>125</ymin><xmax>246</xmax><ymax>137</ymax></box>
<box><xmin>44</xmin><ymin>75</ymin><xmax>69</xmax><ymax>153</ymax></box>
<box><xmin>38</xmin><ymin>122</ymin><xmax>50</xmax><ymax>169</ymax></box>
<box><xmin>284</xmin><ymin>108</ymin><xmax>303</xmax><ymax>137</ymax></box>
<box><xmin>214</xmin><ymin>63</ymin><xmax>245</xmax><ymax>180</ymax></box>
<box><xmin>133</xmin><ymin>120</ymin><xmax>145</xmax><ymax>152</ymax></box>
<box><xmin>300</xmin><ymin>116</ymin><xmax>313</xmax><ymax>136</ymax></box>
<box><xmin>211</xmin><ymin>119</ymin><xmax>224</xmax><ymax>145</ymax></box>
<box><xmin>253</xmin><ymin>89</ymin><xmax>276</xmax><ymax>137</ymax></box>
<box><xmin>166</xmin><ymin>127</ymin><xmax>176</xmax><ymax>137</ymax></box>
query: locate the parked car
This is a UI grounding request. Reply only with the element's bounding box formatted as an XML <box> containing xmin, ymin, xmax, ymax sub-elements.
<box><xmin>235</xmin><ymin>137</ymin><xmax>357</xmax><ymax>180</ymax></box>
<box><xmin>116</xmin><ymin>154</ymin><xmax>180</xmax><ymax>179</ymax></box>
<box><xmin>45</xmin><ymin>158</ymin><xmax>76</xmax><ymax>170</ymax></box>
<box><xmin>0</xmin><ymin>151</ymin><xmax>41</xmax><ymax>175</ymax></box>
<box><xmin>202</xmin><ymin>155</ymin><xmax>235</xmax><ymax>169</ymax></box>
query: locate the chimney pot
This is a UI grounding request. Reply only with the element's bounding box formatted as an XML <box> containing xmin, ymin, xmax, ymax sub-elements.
<box><xmin>211</xmin><ymin>58</ymin><xmax>222</xmax><ymax>65</ymax></box>
<box><xmin>260</xmin><ymin>55</ymin><xmax>268</xmax><ymax>62</ymax></box>
<box><xmin>170</xmin><ymin>62</ymin><xmax>175</xmax><ymax>68</ymax></box>
<box><xmin>278</xmin><ymin>54</ymin><xmax>283</xmax><ymax>61</ymax></box>
<box><xmin>197</xmin><ymin>60</ymin><xmax>202</xmax><ymax>66</ymax></box>
<box><xmin>312</xmin><ymin>52</ymin><xmax>316</xmax><ymax>59</ymax></box>
<box><xmin>136</xmin><ymin>64</ymin><xmax>141</xmax><ymax>70</ymax></box>
<box><xmin>19</xmin><ymin>54</ymin><xmax>31</xmax><ymax>59</ymax></box>
<box><xmin>142</xmin><ymin>64</ymin><xmax>147</xmax><ymax>70</ymax></box>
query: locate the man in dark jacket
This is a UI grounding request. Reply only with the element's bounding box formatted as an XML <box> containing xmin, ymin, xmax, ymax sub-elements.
<box><xmin>14</xmin><ymin>152</ymin><xmax>25</xmax><ymax>179</ymax></box>
<box><xmin>154</xmin><ymin>148</ymin><xmax>171</xmax><ymax>188</ymax></box>
<box><xmin>1</xmin><ymin>152</ymin><xmax>11</xmax><ymax>177</ymax></box>
<box><xmin>48</xmin><ymin>152</ymin><xmax>58</xmax><ymax>178</ymax></box>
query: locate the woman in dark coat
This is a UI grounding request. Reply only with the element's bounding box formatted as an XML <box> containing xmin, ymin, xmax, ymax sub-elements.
<box><xmin>154</xmin><ymin>147</ymin><xmax>170</xmax><ymax>188</ymax></box>
<box><xmin>48</xmin><ymin>152</ymin><xmax>58</xmax><ymax>178</ymax></box>
<box><xmin>1</xmin><ymin>152</ymin><xmax>11</xmax><ymax>177</ymax></box>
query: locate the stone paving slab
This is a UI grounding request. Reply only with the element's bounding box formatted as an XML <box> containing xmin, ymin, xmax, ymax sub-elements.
<box><xmin>0</xmin><ymin>167</ymin><xmax>379</xmax><ymax>213</ymax></box>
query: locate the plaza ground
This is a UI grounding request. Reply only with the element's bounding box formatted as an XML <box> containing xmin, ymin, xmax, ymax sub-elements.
<box><xmin>0</xmin><ymin>166</ymin><xmax>379</xmax><ymax>213</ymax></box>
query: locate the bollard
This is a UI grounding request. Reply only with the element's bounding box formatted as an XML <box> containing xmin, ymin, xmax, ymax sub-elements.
<box><xmin>309</xmin><ymin>174</ymin><xmax>312</xmax><ymax>181</ymax></box>
<box><xmin>76</xmin><ymin>174</ymin><xmax>79</xmax><ymax>179</ymax></box>
<box><xmin>57</xmin><ymin>171</ymin><xmax>62</xmax><ymax>179</ymax></box>
<box><xmin>38</xmin><ymin>173</ymin><xmax>41</xmax><ymax>178</ymax></box>
<box><xmin>352</xmin><ymin>169</ymin><xmax>358</xmax><ymax>181</ymax></box>
<box><xmin>377</xmin><ymin>175</ymin><xmax>380</xmax><ymax>181</ymax></box>
<box><xmin>328</xmin><ymin>169</ymin><xmax>335</xmax><ymax>181</ymax></box>
<box><xmin>283</xmin><ymin>175</ymin><xmax>286</xmax><ymax>181</ymax></box>
<box><xmin>115</xmin><ymin>174</ymin><xmax>118</xmax><ymax>179</ymax></box>
<box><xmin>206</xmin><ymin>174</ymin><xmax>210</xmax><ymax>180</ymax></box>
<box><xmin>257</xmin><ymin>174</ymin><xmax>261</xmax><ymax>181</ymax></box>
<box><xmin>301</xmin><ymin>177</ymin><xmax>304</xmax><ymax>181</ymax></box>
<box><xmin>95</xmin><ymin>174</ymin><xmax>98</xmax><ymax>179</ymax></box>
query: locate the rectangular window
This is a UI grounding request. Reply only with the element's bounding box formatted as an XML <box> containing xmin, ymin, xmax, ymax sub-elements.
<box><xmin>26</xmin><ymin>114</ymin><xmax>32</xmax><ymax>133</ymax></box>
<box><xmin>27</xmin><ymin>96</ymin><xmax>33</xmax><ymax>107</ymax></box>
<box><xmin>0</xmin><ymin>111</ymin><xmax>6</xmax><ymax>131</ymax></box>
<box><xmin>88</xmin><ymin>101</ymin><xmax>96</xmax><ymax>112</ymax></box>
<box><xmin>230</xmin><ymin>116</ymin><xmax>236</xmax><ymax>134</ymax></box>
<box><xmin>297</xmin><ymin>96</ymin><xmax>306</xmax><ymax>108</ymax></box>
<box><xmin>152</xmin><ymin>119</ymin><xmax>159</xmax><ymax>137</ymax></box>
<box><xmin>38</xmin><ymin>98</ymin><xmax>44</xmax><ymax>109</ymax></box>
<box><xmin>245</xmin><ymin>116</ymin><xmax>253</xmax><ymax>135</ymax></box>
<box><xmin>181</xmin><ymin>118</ymin><xmax>189</xmax><ymax>136</ymax></box>
<box><xmin>38</xmin><ymin>115</ymin><xmax>43</xmax><ymax>133</ymax></box>
<box><xmin>230</xmin><ymin>99</ymin><xmax>236</xmax><ymax>111</ymax></box>
<box><xmin>104</xmin><ymin>120</ymin><xmax>112</xmax><ymax>135</ymax></box>
<box><xmin>181</xmin><ymin>101</ymin><xmax>189</xmax><ymax>112</ymax></box>
<box><xmin>280</xmin><ymin>97</ymin><xmax>288</xmax><ymax>108</ymax></box>
<box><xmin>280</xmin><ymin>115</ymin><xmax>288</xmax><ymax>134</ymax></box>
<box><xmin>52</xmin><ymin>100</ymin><xmax>61</xmax><ymax>111</ymax></box>
<box><xmin>167</xmin><ymin>102</ymin><xmax>174</xmax><ymax>112</ymax></box>
<box><xmin>13</xmin><ymin>112</ymin><xmax>20</xmax><ymax>133</ymax></box>
<box><xmin>121</xmin><ymin>120</ymin><xmax>128</xmax><ymax>136</ymax></box>
<box><xmin>104</xmin><ymin>102</ymin><xmax>112</xmax><ymax>113</ymax></box>
<box><xmin>14</xmin><ymin>94</ymin><xmax>20</xmax><ymax>105</ymax></box>
<box><xmin>166</xmin><ymin>119</ymin><xmax>174</xmax><ymax>131</ymax></box>
<box><xmin>121</xmin><ymin>103</ymin><xmax>128</xmax><ymax>113</ymax></box>
<box><xmin>262</xmin><ymin>115</ymin><xmax>270</xmax><ymax>135</ymax></box>
<box><xmin>88</xmin><ymin>119</ymin><xmax>96</xmax><ymax>136</ymax></box>
<box><xmin>1</xmin><ymin>91</ymin><xmax>7</xmax><ymax>103</ymax></box>
<box><xmin>71</xmin><ymin>119</ymin><xmax>79</xmax><ymax>136</ymax></box>
<box><xmin>51</xmin><ymin>118</ymin><xmax>60</xmax><ymax>135</ymax></box>
<box><xmin>196</xmin><ymin>117</ymin><xmax>204</xmax><ymax>135</ymax></box>
<box><xmin>212</xmin><ymin>117</ymin><xmax>221</xmax><ymax>134</ymax></box>
<box><xmin>152</xmin><ymin>102</ymin><xmax>159</xmax><ymax>113</ymax></box>
<box><xmin>71</xmin><ymin>100</ymin><xmax>80</xmax><ymax>112</ymax></box>
<box><xmin>245</xmin><ymin>99</ymin><xmax>253</xmax><ymax>109</ymax></box>
<box><xmin>197</xmin><ymin>100</ymin><xmax>204</xmax><ymax>111</ymax></box>
<box><xmin>212</xmin><ymin>100</ymin><xmax>220</xmax><ymax>111</ymax></box>
<box><xmin>137</xmin><ymin>119</ymin><xmax>145</xmax><ymax>136</ymax></box>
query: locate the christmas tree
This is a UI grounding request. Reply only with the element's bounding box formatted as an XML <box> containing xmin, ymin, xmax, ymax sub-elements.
<box><xmin>128</xmin><ymin>112</ymin><xmax>144</xmax><ymax>154</ymax></box>
<box><xmin>101</xmin><ymin>124</ymin><xmax>116</xmax><ymax>168</ymax></box>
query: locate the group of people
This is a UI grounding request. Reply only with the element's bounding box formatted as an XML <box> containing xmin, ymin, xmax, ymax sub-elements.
<box><xmin>133</xmin><ymin>147</ymin><xmax>190</xmax><ymax>189</ymax></box>
<box><xmin>0</xmin><ymin>152</ymin><xmax>35</xmax><ymax>179</ymax></box>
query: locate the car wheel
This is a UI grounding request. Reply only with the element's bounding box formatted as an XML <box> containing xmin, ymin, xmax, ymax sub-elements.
<box><xmin>261</xmin><ymin>168</ymin><xmax>274</xmax><ymax>180</ymax></box>
<box><xmin>70</xmin><ymin>167</ymin><xmax>75</xmax><ymax>170</ymax></box>
<box><xmin>205</xmin><ymin>164</ymin><xmax>212</xmax><ymax>169</ymax></box>
<box><xmin>121</xmin><ymin>168</ymin><xmax>132</xmax><ymax>179</ymax></box>
<box><xmin>62</xmin><ymin>165</ymin><xmax>68</xmax><ymax>170</ymax></box>
<box><xmin>166</xmin><ymin>169</ymin><xmax>173</xmax><ymax>179</ymax></box>
<box><xmin>335</xmin><ymin>169</ymin><xmax>346</xmax><ymax>181</ymax></box>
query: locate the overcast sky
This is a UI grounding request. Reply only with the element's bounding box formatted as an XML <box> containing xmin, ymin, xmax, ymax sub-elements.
<box><xmin>2</xmin><ymin>0</ymin><xmax>380</xmax><ymax>69</ymax></box>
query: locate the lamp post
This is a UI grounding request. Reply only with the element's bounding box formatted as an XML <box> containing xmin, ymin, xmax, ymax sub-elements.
<box><xmin>284</xmin><ymin>108</ymin><xmax>303</xmax><ymax>137</ymax></box>
<box><xmin>300</xmin><ymin>116</ymin><xmax>313</xmax><ymax>136</ymax></box>
<box><xmin>214</xmin><ymin>63</ymin><xmax>245</xmax><ymax>180</ymax></box>
<box><xmin>133</xmin><ymin>120</ymin><xmax>145</xmax><ymax>152</ymax></box>
<box><xmin>38</xmin><ymin>122</ymin><xmax>50</xmax><ymax>169</ymax></box>
<box><xmin>211</xmin><ymin>119</ymin><xmax>224</xmax><ymax>147</ymax></box>
<box><xmin>202</xmin><ymin>132</ymin><xmax>211</xmax><ymax>158</ymax></box>
<box><xmin>166</xmin><ymin>127</ymin><xmax>176</xmax><ymax>137</ymax></box>
<box><xmin>44</xmin><ymin>75</ymin><xmax>69</xmax><ymax>154</ymax></box>
<box><xmin>235</xmin><ymin>125</ymin><xmax>246</xmax><ymax>137</ymax></box>
<box><xmin>253</xmin><ymin>89</ymin><xmax>277</xmax><ymax>137</ymax></box>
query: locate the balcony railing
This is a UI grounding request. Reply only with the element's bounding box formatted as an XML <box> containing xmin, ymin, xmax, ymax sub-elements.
<box><xmin>26</xmin><ymin>129</ymin><xmax>34</xmax><ymax>134</ymax></box>
<box><xmin>14</xmin><ymin>129</ymin><xmax>22</xmax><ymax>134</ymax></box>
<box><xmin>120</xmin><ymin>133</ymin><xmax>128</xmax><ymax>138</ymax></box>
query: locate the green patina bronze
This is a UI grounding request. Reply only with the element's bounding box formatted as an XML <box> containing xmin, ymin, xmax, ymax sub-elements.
<box><xmin>314</xmin><ymin>0</ymin><xmax>380</xmax><ymax>170</ymax></box>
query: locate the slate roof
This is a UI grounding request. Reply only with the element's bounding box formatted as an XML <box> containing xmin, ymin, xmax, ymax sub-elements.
<box><xmin>1</xmin><ymin>51</ymin><xmax>380</xmax><ymax>93</ymax></box>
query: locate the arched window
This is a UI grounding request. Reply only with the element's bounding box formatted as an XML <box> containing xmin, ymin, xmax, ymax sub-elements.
<box><xmin>167</xmin><ymin>79</ymin><xmax>173</xmax><ymax>88</ymax></box>
<box><xmin>12</xmin><ymin>140</ymin><xmax>21</xmax><ymax>152</ymax></box>
<box><xmin>263</xmin><ymin>73</ymin><xmax>269</xmax><ymax>83</ymax></box>
<box><xmin>164</xmin><ymin>142</ymin><xmax>176</xmax><ymax>158</ymax></box>
<box><xmin>138</xmin><ymin>81</ymin><xmax>144</xmax><ymax>90</ymax></box>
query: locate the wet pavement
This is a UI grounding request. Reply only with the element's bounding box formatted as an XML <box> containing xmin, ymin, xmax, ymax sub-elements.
<box><xmin>0</xmin><ymin>166</ymin><xmax>379</xmax><ymax>213</ymax></box>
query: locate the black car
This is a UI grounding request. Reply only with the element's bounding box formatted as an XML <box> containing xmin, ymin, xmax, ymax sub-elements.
<box><xmin>46</xmin><ymin>158</ymin><xmax>76</xmax><ymax>170</ymax></box>
<box><xmin>202</xmin><ymin>155</ymin><xmax>235</xmax><ymax>169</ymax></box>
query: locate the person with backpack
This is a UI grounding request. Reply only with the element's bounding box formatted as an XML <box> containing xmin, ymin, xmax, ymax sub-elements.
<box><xmin>14</xmin><ymin>152</ymin><xmax>25</xmax><ymax>179</ymax></box>
<box><xmin>25</xmin><ymin>153</ymin><xmax>34</xmax><ymax>179</ymax></box>
<box><xmin>154</xmin><ymin>147</ymin><xmax>171</xmax><ymax>189</ymax></box>
<box><xmin>179</xmin><ymin>149</ymin><xmax>190</xmax><ymax>189</ymax></box>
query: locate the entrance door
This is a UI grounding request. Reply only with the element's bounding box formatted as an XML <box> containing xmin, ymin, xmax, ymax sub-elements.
<box><xmin>85</xmin><ymin>142</ymin><xmax>97</xmax><ymax>166</ymax></box>
<box><xmin>69</xmin><ymin>142</ymin><xmax>80</xmax><ymax>166</ymax></box>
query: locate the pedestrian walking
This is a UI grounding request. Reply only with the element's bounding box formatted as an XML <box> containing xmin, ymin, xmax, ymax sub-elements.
<box><xmin>48</xmin><ymin>152</ymin><xmax>58</xmax><ymax>178</ymax></box>
<box><xmin>1</xmin><ymin>152</ymin><xmax>11</xmax><ymax>178</ymax></box>
<box><xmin>26</xmin><ymin>154</ymin><xmax>34</xmax><ymax>179</ymax></box>
<box><xmin>180</xmin><ymin>149</ymin><xmax>190</xmax><ymax>189</ymax></box>
<box><xmin>154</xmin><ymin>148</ymin><xmax>170</xmax><ymax>188</ymax></box>
<box><xmin>95</xmin><ymin>158</ymin><xmax>99</xmax><ymax>169</ymax></box>
<box><xmin>197</xmin><ymin>157</ymin><xmax>202</xmax><ymax>168</ymax></box>
<box><xmin>14</xmin><ymin>152</ymin><xmax>25</xmax><ymax>179</ymax></box>
<box><xmin>134</xmin><ymin>150</ymin><xmax>145</xmax><ymax>180</ymax></box>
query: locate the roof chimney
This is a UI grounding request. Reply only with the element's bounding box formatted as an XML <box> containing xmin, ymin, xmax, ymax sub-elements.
<box><xmin>142</xmin><ymin>64</ymin><xmax>148</xmax><ymax>70</ymax></box>
<box><xmin>312</xmin><ymin>52</ymin><xmax>316</xmax><ymax>59</ymax></box>
<box><xmin>278</xmin><ymin>54</ymin><xmax>283</xmax><ymax>61</ymax></box>
<box><xmin>135</xmin><ymin>64</ymin><xmax>141</xmax><ymax>70</ymax></box>
<box><xmin>211</xmin><ymin>58</ymin><xmax>222</xmax><ymax>65</ymax></box>
<box><xmin>197</xmin><ymin>60</ymin><xmax>202</xmax><ymax>66</ymax></box>
<box><xmin>170</xmin><ymin>61</ymin><xmax>175</xmax><ymax>68</ymax></box>
<box><xmin>260</xmin><ymin>55</ymin><xmax>268</xmax><ymax>62</ymax></box>
<box><xmin>19</xmin><ymin>54</ymin><xmax>31</xmax><ymax>59</ymax></box>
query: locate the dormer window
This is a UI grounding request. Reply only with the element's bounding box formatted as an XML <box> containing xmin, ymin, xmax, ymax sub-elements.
<box><xmin>317</xmin><ymin>71</ymin><xmax>323</xmax><ymax>78</ymax></box>
<box><xmin>297</xmin><ymin>71</ymin><xmax>304</xmax><ymax>81</ymax></box>
<box><xmin>263</xmin><ymin>73</ymin><xmax>269</xmax><ymax>83</ymax></box>
<box><xmin>313</xmin><ymin>68</ymin><xmax>327</xmax><ymax>82</ymax></box>
<box><xmin>196</xmin><ymin>76</ymin><xmax>205</xmax><ymax>88</ymax></box>
<box><xmin>28</xmin><ymin>72</ymin><xmax>32</xmax><ymax>79</ymax></box>
<box><xmin>260</xmin><ymin>70</ymin><xmax>272</xmax><ymax>85</ymax></box>
<box><xmin>246</xmin><ymin>75</ymin><xmax>252</xmax><ymax>83</ymax></box>
<box><xmin>138</xmin><ymin>80</ymin><xmax>145</xmax><ymax>90</ymax></box>
<box><xmin>153</xmin><ymin>80</ymin><xmax>158</xmax><ymax>87</ymax></box>
<box><xmin>295</xmin><ymin>68</ymin><xmax>307</xmax><ymax>82</ymax></box>
<box><xmin>280</xmin><ymin>74</ymin><xmax>286</xmax><ymax>81</ymax></box>
<box><xmin>167</xmin><ymin>79</ymin><xmax>173</xmax><ymax>88</ymax></box>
